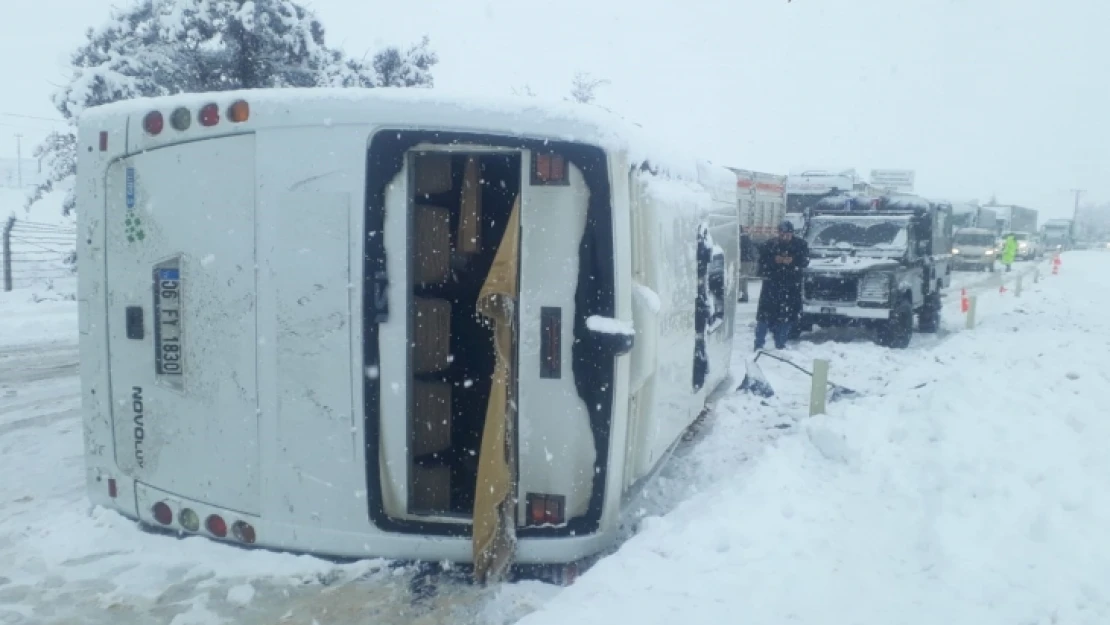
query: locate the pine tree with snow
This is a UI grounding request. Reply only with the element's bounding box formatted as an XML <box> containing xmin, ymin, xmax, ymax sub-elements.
<box><xmin>29</xmin><ymin>0</ymin><xmax>438</xmax><ymax>215</ymax></box>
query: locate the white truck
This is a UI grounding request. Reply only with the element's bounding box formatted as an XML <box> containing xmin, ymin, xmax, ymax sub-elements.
<box><xmin>951</xmin><ymin>202</ymin><xmax>998</xmax><ymax>231</ymax></box>
<box><xmin>785</xmin><ymin>169</ymin><xmax>860</xmax><ymax>217</ymax></box>
<box><xmin>730</xmin><ymin>168</ymin><xmax>787</xmax><ymax>243</ymax></box>
<box><xmin>1041</xmin><ymin>219</ymin><xmax>1075</xmax><ymax>252</ymax></box>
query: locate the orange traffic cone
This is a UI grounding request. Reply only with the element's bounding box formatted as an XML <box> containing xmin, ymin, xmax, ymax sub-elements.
<box><xmin>999</xmin><ymin>283</ymin><xmax>1007</xmax><ymax>294</ymax></box>
<box><xmin>960</xmin><ymin>288</ymin><xmax>969</xmax><ymax>313</ymax></box>
<box><xmin>1052</xmin><ymin>254</ymin><xmax>1061</xmax><ymax>275</ymax></box>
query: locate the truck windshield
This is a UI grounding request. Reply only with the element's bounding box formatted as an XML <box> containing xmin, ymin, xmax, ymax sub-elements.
<box><xmin>806</xmin><ymin>218</ymin><xmax>909</xmax><ymax>250</ymax></box>
<box><xmin>955</xmin><ymin>233</ymin><xmax>995</xmax><ymax>246</ymax></box>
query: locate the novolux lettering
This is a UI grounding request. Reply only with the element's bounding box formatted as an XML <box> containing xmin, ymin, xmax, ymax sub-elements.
<box><xmin>132</xmin><ymin>386</ymin><xmax>145</xmax><ymax>469</ymax></box>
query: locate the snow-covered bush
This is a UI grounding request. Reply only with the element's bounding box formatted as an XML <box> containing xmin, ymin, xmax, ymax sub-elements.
<box><xmin>29</xmin><ymin>0</ymin><xmax>438</xmax><ymax>215</ymax></box>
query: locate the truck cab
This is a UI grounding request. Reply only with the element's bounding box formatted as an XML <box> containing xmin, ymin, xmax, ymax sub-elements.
<box><xmin>798</xmin><ymin>193</ymin><xmax>952</xmax><ymax>348</ymax></box>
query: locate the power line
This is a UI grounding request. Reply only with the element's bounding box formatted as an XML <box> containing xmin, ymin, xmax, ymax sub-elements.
<box><xmin>0</xmin><ymin>112</ymin><xmax>65</xmax><ymax>123</ymax></box>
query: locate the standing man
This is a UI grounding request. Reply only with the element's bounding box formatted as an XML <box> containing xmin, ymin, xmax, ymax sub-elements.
<box><xmin>755</xmin><ymin>221</ymin><xmax>810</xmax><ymax>350</ymax></box>
<box><xmin>1000</xmin><ymin>233</ymin><xmax>1018</xmax><ymax>272</ymax></box>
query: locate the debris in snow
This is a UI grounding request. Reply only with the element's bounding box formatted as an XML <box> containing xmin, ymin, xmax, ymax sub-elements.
<box><xmin>226</xmin><ymin>583</ymin><xmax>255</xmax><ymax>606</ymax></box>
<box><xmin>586</xmin><ymin>315</ymin><xmax>634</xmax><ymax>336</ymax></box>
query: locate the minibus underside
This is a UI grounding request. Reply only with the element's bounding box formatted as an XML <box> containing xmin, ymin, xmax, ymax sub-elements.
<box><xmin>364</xmin><ymin>131</ymin><xmax>621</xmax><ymax>539</ymax></box>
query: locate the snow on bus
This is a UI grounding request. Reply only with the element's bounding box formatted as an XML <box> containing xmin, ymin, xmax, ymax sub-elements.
<box><xmin>75</xmin><ymin>87</ymin><xmax>739</xmax><ymax>581</ymax></box>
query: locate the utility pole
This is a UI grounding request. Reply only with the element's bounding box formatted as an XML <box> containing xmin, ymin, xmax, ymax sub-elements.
<box><xmin>14</xmin><ymin>134</ymin><xmax>22</xmax><ymax>188</ymax></box>
<box><xmin>1070</xmin><ymin>188</ymin><xmax>1084</xmax><ymax>222</ymax></box>
<box><xmin>3</xmin><ymin>216</ymin><xmax>14</xmax><ymax>292</ymax></box>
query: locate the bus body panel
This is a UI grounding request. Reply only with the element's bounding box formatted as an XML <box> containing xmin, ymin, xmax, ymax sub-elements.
<box><xmin>516</xmin><ymin>153</ymin><xmax>597</xmax><ymax>524</ymax></box>
<box><xmin>103</xmin><ymin>136</ymin><xmax>262</xmax><ymax>514</ymax></box>
<box><xmin>377</xmin><ymin>160</ymin><xmax>411</xmax><ymax>522</ymax></box>
<box><xmin>253</xmin><ymin>126</ymin><xmax>368</xmax><ymax>533</ymax></box>
<box><xmin>79</xmin><ymin>121</ymin><xmax>133</xmax><ymax>516</ymax></box>
<box><xmin>623</xmin><ymin>169</ymin><xmax>739</xmax><ymax>488</ymax></box>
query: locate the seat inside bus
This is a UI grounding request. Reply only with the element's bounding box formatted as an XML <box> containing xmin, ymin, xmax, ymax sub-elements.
<box><xmin>407</xmin><ymin>152</ymin><xmax>520</xmax><ymax>518</ymax></box>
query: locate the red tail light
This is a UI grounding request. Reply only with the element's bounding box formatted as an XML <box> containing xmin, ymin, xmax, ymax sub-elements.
<box><xmin>108</xmin><ymin>478</ymin><xmax>117</xmax><ymax>499</ymax></box>
<box><xmin>231</xmin><ymin>520</ymin><xmax>256</xmax><ymax>544</ymax></box>
<box><xmin>533</xmin><ymin>152</ymin><xmax>567</xmax><ymax>184</ymax></box>
<box><xmin>152</xmin><ymin>501</ymin><xmax>173</xmax><ymax>525</ymax></box>
<box><xmin>526</xmin><ymin>493</ymin><xmax>566</xmax><ymax>526</ymax></box>
<box><xmin>205</xmin><ymin>514</ymin><xmax>228</xmax><ymax>538</ymax></box>
<box><xmin>143</xmin><ymin>111</ymin><xmax>164</xmax><ymax>135</ymax></box>
<box><xmin>199</xmin><ymin>103</ymin><xmax>220</xmax><ymax>127</ymax></box>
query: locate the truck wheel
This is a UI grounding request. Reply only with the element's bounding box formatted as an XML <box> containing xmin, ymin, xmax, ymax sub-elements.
<box><xmin>877</xmin><ymin>298</ymin><xmax>913</xmax><ymax>348</ymax></box>
<box><xmin>917</xmin><ymin>291</ymin><xmax>942</xmax><ymax>333</ymax></box>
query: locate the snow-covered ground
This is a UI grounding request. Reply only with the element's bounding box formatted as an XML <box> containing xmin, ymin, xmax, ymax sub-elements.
<box><xmin>0</xmin><ymin>246</ymin><xmax>1090</xmax><ymax>624</ymax></box>
<box><xmin>512</xmin><ymin>252</ymin><xmax>1109</xmax><ymax>625</ymax></box>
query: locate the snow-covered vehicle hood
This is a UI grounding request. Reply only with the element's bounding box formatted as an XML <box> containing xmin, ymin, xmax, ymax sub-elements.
<box><xmin>805</xmin><ymin>255</ymin><xmax>902</xmax><ymax>274</ymax></box>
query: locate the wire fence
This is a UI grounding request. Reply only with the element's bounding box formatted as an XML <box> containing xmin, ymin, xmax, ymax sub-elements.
<box><xmin>2</xmin><ymin>216</ymin><xmax>77</xmax><ymax>293</ymax></box>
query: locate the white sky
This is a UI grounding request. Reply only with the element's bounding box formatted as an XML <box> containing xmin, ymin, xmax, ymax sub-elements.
<box><xmin>3</xmin><ymin>0</ymin><xmax>1107</xmax><ymax>218</ymax></box>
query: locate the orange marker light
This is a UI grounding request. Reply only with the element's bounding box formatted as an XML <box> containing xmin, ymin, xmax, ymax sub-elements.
<box><xmin>228</xmin><ymin>100</ymin><xmax>250</xmax><ymax>123</ymax></box>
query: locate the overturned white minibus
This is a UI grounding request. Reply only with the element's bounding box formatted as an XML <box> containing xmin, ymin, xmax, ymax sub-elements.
<box><xmin>76</xmin><ymin>88</ymin><xmax>739</xmax><ymax>578</ymax></box>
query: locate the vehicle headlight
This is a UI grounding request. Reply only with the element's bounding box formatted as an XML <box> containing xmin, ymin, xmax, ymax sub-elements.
<box><xmin>859</xmin><ymin>273</ymin><xmax>892</xmax><ymax>302</ymax></box>
<box><xmin>985</xmin><ymin>249</ymin><xmax>995</xmax><ymax>255</ymax></box>
<box><xmin>952</xmin><ymin>247</ymin><xmax>960</xmax><ymax>254</ymax></box>
<box><xmin>1019</xmin><ymin>242</ymin><xmax>1028</xmax><ymax>249</ymax></box>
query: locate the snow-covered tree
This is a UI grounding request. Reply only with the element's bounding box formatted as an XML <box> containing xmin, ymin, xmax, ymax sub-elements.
<box><xmin>510</xmin><ymin>84</ymin><xmax>537</xmax><ymax>97</ymax></box>
<box><xmin>568</xmin><ymin>72</ymin><xmax>610</xmax><ymax>105</ymax></box>
<box><xmin>30</xmin><ymin>0</ymin><xmax>438</xmax><ymax>215</ymax></box>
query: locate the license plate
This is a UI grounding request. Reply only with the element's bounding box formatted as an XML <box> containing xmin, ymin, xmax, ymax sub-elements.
<box><xmin>153</xmin><ymin>267</ymin><xmax>183</xmax><ymax>375</ymax></box>
<box><xmin>820</xmin><ymin>307</ymin><xmax>837</xmax><ymax>314</ymax></box>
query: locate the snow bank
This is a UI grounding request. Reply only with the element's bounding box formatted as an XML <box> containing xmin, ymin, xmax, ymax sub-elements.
<box><xmin>516</xmin><ymin>251</ymin><xmax>1110</xmax><ymax>625</ymax></box>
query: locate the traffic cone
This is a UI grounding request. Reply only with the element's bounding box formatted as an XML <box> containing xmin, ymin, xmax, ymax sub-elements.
<box><xmin>999</xmin><ymin>282</ymin><xmax>1007</xmax><ymax>294</ymax></box>
<box><xmin>960</xmin><ymin>288</ymin><xmax>969</xmax><ymax>313</ymax></box>
<box><xmin>1052</xmin><ymin>254</ymin><xmax>1061</xmax><ymax>275</ymax></box>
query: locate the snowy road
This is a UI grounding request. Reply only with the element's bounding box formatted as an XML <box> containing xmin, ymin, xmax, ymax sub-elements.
<box><xmin>0</xmin><ymin>257</ymin><xmax>1061</xmax><ymax>624</ymax></box>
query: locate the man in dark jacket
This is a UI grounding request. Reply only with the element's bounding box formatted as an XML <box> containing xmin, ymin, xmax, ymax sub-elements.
<box><xmin>755</xmin><ymin>221</ymin><xmax>810</xmax><ymax>350</ymax></box>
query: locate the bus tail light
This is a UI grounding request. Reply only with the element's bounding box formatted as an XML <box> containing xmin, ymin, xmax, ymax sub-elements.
<box><xmin>533</xmin><ymin>152</ymin><xmax>567</xmax><ymax>185</ymax></box>
<box><xmin>205</xmin><ymin>514</ymin><xmax>228</xmax><ymax>538</ymax></box>
<box><xmin>143</xmin><ymin>111</ymin><xmax>164</xmax><ymax>135</ymax></box>
<box><xmin>199</xmin><ymin>103</ymin><xmax>220</xmax><ymax>127</ymax></box>
<box><xmin>152</xmin><ymin>501</ymin><xmax>173</xmax><ymax>525</ymax></box>
<box><xmin>526</xmin><ymin>493</ymin><xmax>566</xmax><ymax>526</ymax></box>
<box><xmin>107</xmin><ymin>478</ymin><xmax>117</xmax><ymax>499</ymax></box>
<box><xmin>228</xmin><ymin>100</ymin><xmax>250</xmax><ymax>123</ymax></box>
<box><xmin>232</xmin><ymin>520</ymin><xmax>256</xmax><ymax>544</ymax></box>
<box><xmin>179</xmin><ymin>508</ymin><xmax>200</xmax><ymax>532</ymax></box>
<box><xmin>170</xmin><ymin>107</ymin><xmax>191</xmax><ymax>131</ymax></box>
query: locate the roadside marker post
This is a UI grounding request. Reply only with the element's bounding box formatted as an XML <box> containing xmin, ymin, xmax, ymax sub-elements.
<box><xmin>810</xmin><ymin>359</ymin><xmax>829</xmax><ymax>416</ymax></box>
